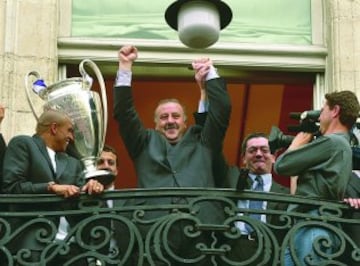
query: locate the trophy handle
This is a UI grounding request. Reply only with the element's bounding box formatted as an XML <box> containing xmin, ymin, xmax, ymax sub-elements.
<box><xmin>79</xmin><ymin>59</ymin><xmax>108</xmax><ymax>152</ymax></box>
<box><xmin>25</xmin><ymin>71</ymin><xmax>42</xmax><ymax>122</ymax></box>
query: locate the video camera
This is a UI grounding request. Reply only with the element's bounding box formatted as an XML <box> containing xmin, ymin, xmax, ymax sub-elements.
<box><xmin>287</xmin><ymin>110</ymin><xmax>321</xmax><ymax>134</ymax></box>
<box><xmin>268</xmin><ymin>109</ymin><xmax>360</xmax><ymax>170</ymax></box>
<box><xmin>268</xmin><ymin>109</ymin><xmax>320</xmax><ymax>153</ymax></box>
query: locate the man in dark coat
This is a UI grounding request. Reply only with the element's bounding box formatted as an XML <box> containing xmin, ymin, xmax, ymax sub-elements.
<box><xmin>223</xmin><ymin>133</ymin><xmax>289</xmax><ymax>265</ymax></box>
<box><xmin>1</xmin><ymin>109</ymin><xmax>104</xmax><ymax>265</ymax></box>
<box><xmin>113</xmin><ymin>45</ymin><xmax>231</xmax><ymax>265</ymax></box>
<box><xmin>192</xmin><ymin>79</ymin><xmax>290</xmax><ymax>265</ymax></box>
<box><xmin>0</xmin><ymin>104</ymin><xmax>6</xmax><ymax>190</ymax></box>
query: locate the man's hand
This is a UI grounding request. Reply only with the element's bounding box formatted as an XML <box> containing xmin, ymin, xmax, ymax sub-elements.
<box><xmin>82</xmin><ymin>179</ymin><xmax>104</xmax><ymax>195</ymax></box>
<box><xmin>49</xmin><ymin>183</ymin><xmax>81</xmax><ymax>198</ymax></box>
<box><xmin>192</xmin><ymin>58</ymin><xmax>213</xmax><ymax>91</ymax></box>
<box><xmin>118</xmin><ymin>45</ymin><xmax>138</xmax><ymax>71</ymax></box>
<box><xmin>287</xmin><ymin>132</ymin><xmax>313</xmax><ymax>151</ymax></box>
<box><xmin>344</xmin><ymin>198</ymin><xmax>360</xmax><ymax>209</ymax></box>
<box><xmin>0</xmin><ymin>104</ymin><xmax>5</xmax><ymax>126</ymax></box>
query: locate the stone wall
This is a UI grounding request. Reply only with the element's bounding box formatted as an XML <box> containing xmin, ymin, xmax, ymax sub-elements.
<box><xmin>0</xmin><ymin>0</ymin><xmax>58</xmax><ymax>141</ymax></box>
<box><xmin>325</xmin><ymin>0</ymin><xmax>360</xmax><ymax>96</ymax></box>
<box><xmin>1</xmin><ymin>0</ymin><xmax>360</xmax><ymax>142</ymax></box>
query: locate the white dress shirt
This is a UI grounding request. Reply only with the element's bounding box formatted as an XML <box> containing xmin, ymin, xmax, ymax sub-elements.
<box><xmin>47</xmin><ymin>147</ymin><xmax>56</xmax><ymax>172</ymax></box>
<box><xmin>236</xmin><ymin>173</ymin><xmax>272</xmax><ymax>235</ymax></box>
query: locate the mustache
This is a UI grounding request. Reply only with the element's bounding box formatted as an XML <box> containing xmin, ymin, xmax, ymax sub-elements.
<box><xmin>165</xmin><ymin>124</ymin><xmax>178</xmax><ymax>130</ymax></box>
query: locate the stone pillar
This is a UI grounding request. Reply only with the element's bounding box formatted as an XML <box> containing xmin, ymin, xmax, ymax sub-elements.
<box><xmin>325</xmin><ymin>0</ymin><xmax>360</xmax><ymax>98</ymax></box>
<box><xmin>0</xmin><ymin>0</ymin><xmax>58</xmax><ymax>142</ymax></box>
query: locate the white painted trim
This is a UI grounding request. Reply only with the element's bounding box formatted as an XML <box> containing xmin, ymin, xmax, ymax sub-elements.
<box><xmin>311</xmin><ymin>0</ymin><xmax>325</xmax><ymax>46</ymax></box>
<box><xmin>58</xmin><ymin>37</ymin><xmax>327</xmax><ymax>75</ymax></box>
<box><xmin>314</xmin><ymin>73</ymin><xmax>326</xmax><ymax>109</ymax></box>
<box><xmin>58</xmin><ymin>1</ymin><xmax>327</xmax><ymax>77</ymax></box>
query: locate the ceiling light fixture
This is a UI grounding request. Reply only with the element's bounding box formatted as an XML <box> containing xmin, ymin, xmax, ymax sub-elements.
<box><xmin>165</xmin><ymin>0</ymin><xmax>232</xmax><ymax>49</ymax></box>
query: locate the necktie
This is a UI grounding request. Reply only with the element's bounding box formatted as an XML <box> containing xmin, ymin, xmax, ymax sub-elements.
<box><xmin>54</xmin><ymin>153</ymin><xmax>58</xmax><ymax>173</ymax></box>
<box><xmin>245</xmin><ymin>175</ymin><xmax>264</xmax><ymax>233</ymax></box>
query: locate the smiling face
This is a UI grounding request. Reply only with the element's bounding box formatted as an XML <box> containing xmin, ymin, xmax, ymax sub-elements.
<box><xmin>243</xmin><ymin>136</ymin><xmax>275</xmax><ymax>175</ymax></box>
<box><xmin>97</xmin><ymin>151</ymin><xmax>118</xmax><ymax>176</ymax></box>
<box><xmin>52</xmin><ymin>118</ymin><xmax>74</xmax><ymax>152</ymax></box>
<box><xmin>154</xmin><ymin>101</ymin><xmax>187</xmax><ymax>144</ymax></box>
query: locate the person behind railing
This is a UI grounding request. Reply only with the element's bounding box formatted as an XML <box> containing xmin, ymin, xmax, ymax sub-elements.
<box><xmin>195</xmin><ymin>104</ymin><xmax>291</xmax><ymax>265</ymax></box>
<box><xmin>95</xmin><ymin>144</ymin><xmax>143</xmax><ymax>266</ymax></box>
<box><xmin>96</xmin><ymin>144</ymin><xmax>118</xmax><ymax>190</ymax></box>
<box><xmin>274</xmin><ymin>90</ymin><xmax>360</xmax><ymax>266</ymax></box>
<box><xmin>113</xmin><ymin>45</ymin><xmax>231</xmax><ymax>265</ymax></box>
<box><xmin>55</xmin><ymin>144</ymin><xmax>120</xmax><ymax>266</ymax></box>
<box><xmin>0</xmin><ymin>104</ymin><xmax>6</xmax><ymax>189</ymax></box>
<box><xmin>0</xmin><ymin>104</ymin><xmax>7</xmax><ymax>247</ymax></box>
<box><xmin>218</xmin><ymin>132</ymin><xmax>289</xmax><ymax>265</ymax></box>
<box><xmin>1</xmin><ymin>109</ymin><xmax>104</xmax><ymax>265</ymax></box>
<box><xmin>93</xmin><ymin>144</ymin><xmax>120</xmax><ymax>266</ymax></box>
<box><xmin>192</xmin><ymin>80</ymin><xmax>291</xmax><ymax>264</ymax></box>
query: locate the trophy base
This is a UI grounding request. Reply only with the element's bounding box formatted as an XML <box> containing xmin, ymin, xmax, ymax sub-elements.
<box><xmin>85</xmin><ymin>170</ymin><xmax>116</xmax><ymax>187</ymax></box>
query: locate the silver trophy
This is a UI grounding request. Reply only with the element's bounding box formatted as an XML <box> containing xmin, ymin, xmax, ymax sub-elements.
<box><xmin>25</xmin><ymin>59</ymin><xmax>115</xmax><ymax>185</ymax></box>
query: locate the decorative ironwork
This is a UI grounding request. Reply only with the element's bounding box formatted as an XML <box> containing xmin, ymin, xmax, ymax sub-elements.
<box><xmin>0</xmin><ymin>188</ymin><xmax>359</xmax><ymax>265</ymax></box>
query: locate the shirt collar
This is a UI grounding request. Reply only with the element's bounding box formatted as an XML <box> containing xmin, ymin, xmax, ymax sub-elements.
<box><xmin>249</xmin><ymin>173</ymin><xmax>272</xmax><ymax>186</ymax></box>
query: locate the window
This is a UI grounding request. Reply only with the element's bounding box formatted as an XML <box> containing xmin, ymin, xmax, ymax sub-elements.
<box><xmin>71</xmin><ymin>0</ymin><xmax>312</xmax><ymax>45</ymax></box>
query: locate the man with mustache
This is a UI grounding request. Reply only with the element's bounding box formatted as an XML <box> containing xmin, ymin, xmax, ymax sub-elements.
<box><xmin>113</xmin><ymin>45</ymin><xmax>231</xmax><ymax>265</ymax></box>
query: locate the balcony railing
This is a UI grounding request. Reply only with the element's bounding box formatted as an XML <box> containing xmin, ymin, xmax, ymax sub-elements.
<box><xmin>0</xmin><ymin>188</ymin><xmax>359</xmax><ymax>266</ymax></box>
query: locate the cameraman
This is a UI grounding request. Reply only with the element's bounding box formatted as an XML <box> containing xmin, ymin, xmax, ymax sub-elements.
<box><xmin>274</xmin><ymin>90</ymin><xmax>360</xmax><ymax>266</ymax></box>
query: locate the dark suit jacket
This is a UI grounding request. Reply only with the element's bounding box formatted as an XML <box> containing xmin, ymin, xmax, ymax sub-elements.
<box><xmin>110</xmin><ymin>198</ymin><xmax>138</xmax><ymax>265</ymax></box>
<box><xmin>0</xmin><ymin>133</ymin><xmax>6</xmax><ymax>190</ymax></box>
<box><xmin>226</xmin><ymin>167</ymin><xmax>290</xmax><ymax>242</ymax></box>
<box><xmin>193</xmin><ymin>112</ymin><xmax>230</xmax><ymax>187</ymax></box>
<box><xmin>228</xmin><ymin>168</ymin><xmax>289</xmax><ymax>210</ymax></box>
<box><xmin>113</xmin><ymin>78</ymin><xmax>231</xmax><ymax>224</ymax></box>
<box><xmin>2</xmin><ymin>134</ymin><xmax>84</xmax><ymax>251</ymax></box>
<box><xmin>0</xmin><ymin>133</ymin><xmax>6</xmax><ymax>213</ymax></box>
<box><xmin>2</xmin><ymin>134</ymin><xmax>83</xmax><ymax>194</ymax></box>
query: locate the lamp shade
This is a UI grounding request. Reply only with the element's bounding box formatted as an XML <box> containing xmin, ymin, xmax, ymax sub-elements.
<box><xmin>165</xmin><ymin>0</ymin><xmax>232</xmax><ymax>49</ymax></box>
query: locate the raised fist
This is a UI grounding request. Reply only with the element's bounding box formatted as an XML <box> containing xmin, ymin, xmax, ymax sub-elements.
<box><xmin>118</xmin><ymin>45</ymin><xmax>138</xmax><ymax>64</ymax></box>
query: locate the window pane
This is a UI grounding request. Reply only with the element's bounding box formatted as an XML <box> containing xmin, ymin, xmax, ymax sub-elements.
<box><xmin>71</xmin><ymin>0</ymin><xmax>312</xmax><ymax>45</ymax></box>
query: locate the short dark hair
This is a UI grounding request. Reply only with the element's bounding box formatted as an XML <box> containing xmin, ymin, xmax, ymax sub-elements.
<box><xmin>36</xmin><ymin>109</ymin><xmax>71</xmax><ymax>134</ymax></box>
<box><xmin>241</xmin><ymin>132</ymin><xmax>269</xmax><ymax>155</ymax></box>
<box><xmin>325</xmin><ymin>91</ymin><xmax>360</xmax><ymax>129</ymax></box>
<box><xmin>102</xmin><ymin>144</ymin><xmax>118</xmax><ymax>165</ymax></box>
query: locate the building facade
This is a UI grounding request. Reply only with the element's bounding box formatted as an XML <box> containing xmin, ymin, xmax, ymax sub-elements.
<box><xmin>0</xmin><ymin>0</ymin><xmax>359</xmax><ymax>187</ymax></box>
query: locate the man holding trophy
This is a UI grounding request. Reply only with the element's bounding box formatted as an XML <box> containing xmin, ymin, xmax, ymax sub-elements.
<box><xmin>2</xmin><ymin>109</ymin><xmax>104</xmax><ymax>196</ymax></box>
<box><xmin>1</xmin><ymin>109</ymin><xmax>104</xmax><ymax>264</ymax></box>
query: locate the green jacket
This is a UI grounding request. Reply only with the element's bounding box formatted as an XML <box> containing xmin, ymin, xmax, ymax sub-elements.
<box><xmin>274</xmin><ymin>133</ymin><xmax>352</xmax><ymax>201</ymax></box>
